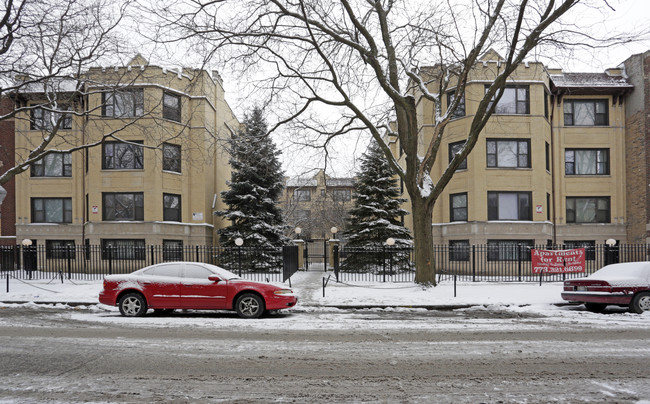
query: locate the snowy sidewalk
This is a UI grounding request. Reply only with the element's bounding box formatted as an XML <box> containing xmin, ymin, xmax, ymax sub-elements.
<box><xmin>0</xmin><ymin>270</ymin><xmax>567</xmax><ymax>308</ymax></box>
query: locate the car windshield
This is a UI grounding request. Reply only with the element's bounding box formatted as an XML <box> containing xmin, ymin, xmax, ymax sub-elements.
<box><xmin>591</xmin><ymin>263</ymin><xmax>650</xmax><ymax>281</ymax></box>
<box><xmin>204</xmin><ymin>264</ymin><xmax>242</xmax><ymax>280</ymax></box>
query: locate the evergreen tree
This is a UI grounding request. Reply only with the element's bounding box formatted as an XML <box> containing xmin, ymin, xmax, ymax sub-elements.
<box><xmin>215</xmin><ymin>107</ymin><xmax>287</xmax><ymax>272</ymax></box>
<box><xmin>342</xmin><ymin>142</ymin><xmax>412</xmax><ymax>273</ymax></box>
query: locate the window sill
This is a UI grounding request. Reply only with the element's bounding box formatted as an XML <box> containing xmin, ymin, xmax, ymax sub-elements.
<box><xmin>486</xmin><ymin>167</ymin><xmax>532</xmax><ymax>170</ymax></box>
<box><xmin>162</xmin><ymin>170</ymin><xmax>182</xmax><ymax>175</ymax></box>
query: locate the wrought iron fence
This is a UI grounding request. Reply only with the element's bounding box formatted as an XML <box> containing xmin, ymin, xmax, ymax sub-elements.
<box><xmin>334</xmin><ymin>243</ymin><xmax>649</xmax><ymax>283</ymax></box>
<box><xmin>0</xmin><ymin>244</ymin><xmax>286</xmax><ymax>282</ymax></box>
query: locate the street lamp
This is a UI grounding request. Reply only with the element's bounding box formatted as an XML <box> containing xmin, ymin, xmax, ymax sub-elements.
<box><xmin>295</xmin><ymin>227</ymin><xmax>302</xmax><ymax>237</ymax></box>
<box><xmin>605</xmin><ymin>238</ymin><xmax>617</xmax><ymax>266</ymax></box>
<box><xmin>330</xmin><ymin>226</ymin><xmax>338</xmax><ymax>239</ymax></box>
<box><xmin>234</xmin><ymin>237</ymin><xmax>244</xmax><ymax>276</ymax></box>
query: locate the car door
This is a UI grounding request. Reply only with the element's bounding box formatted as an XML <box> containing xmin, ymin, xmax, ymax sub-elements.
<box><xmin>180</xmin><ymin>263</ymin><xmax>229</xmax><ymax>309</ymax></box>
<box><xmin>139</xmin><ymin>263</ymin><xmax>182</xmax><ymax>308</ymax></box>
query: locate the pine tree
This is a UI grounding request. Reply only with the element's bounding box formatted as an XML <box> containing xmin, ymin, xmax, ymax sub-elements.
<box><xmin>215</xmin><ymin>107</ymin><xmax>287</xmax><ymax>272</ymax></box>
<box><xmin>342</xmin><ymin>142</ymin><xmax>412</xmax><ymax>273</ymax></box>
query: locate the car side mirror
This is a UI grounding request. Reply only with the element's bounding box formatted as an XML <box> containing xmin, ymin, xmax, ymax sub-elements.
<box><xmin>208</xmin><ymin>275</ymin><xmax>222</xmax><ymax>283</ymax></box>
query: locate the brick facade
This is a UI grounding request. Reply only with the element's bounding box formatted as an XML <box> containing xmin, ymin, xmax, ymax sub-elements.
<box><xmin>623</xmin><ymin>51</ymin><xmax>650</xmax><ymax>243</ymax></box>
<box><xmin>0</xmin><ymin>97</ymin><xmax>16</xmax><ymax>245</ymax></box>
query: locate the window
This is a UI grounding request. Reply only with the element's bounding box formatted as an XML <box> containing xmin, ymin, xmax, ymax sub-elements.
<box><xmin>163</xmin><ymin>193</ymin><xmax>181</xmax><ymax>222</ymax></box>
<box><xmin>163</xmin><ymin>240</ymin><xmax>184</xmax><ymax>262</ymax></box>
<box><xmin>31</xmin><ymin>198</ymin><xmax>72</xmax><ymax>223</ymax></box>
<box><xmin>45</xmin><ymin>240</ymin><xmax>75</xmax><ymax>260</ymax></box>
<box><xmin>447</xmin><ymin>90</ymin><xmax>465</xmax><ymax>119</ymax></box>
<box><xmin>163</xmin><ymin>143</ymin><xmax>181</xmax><ymax>173</ymax></box>
<box><xmin>564</xmin><ymin>99</ymin><xmax>608</xmax><ymax>126</ymax></box>
<box><xmin>143</xmin><ymin>263</ymin><xmax>182</xmax><ymax>277</ymax></box>
<box><xmin>486</xmin><ymin>85</ymin><xmax>529</xmax><ymax>114</ymax></box>
<box><xmin>486</xmin><ymin>139</ymin><xmax>530</xmax><ymax>168</ymax></box>
<box><xmin>546</xmin><ymin>193</ymin><xmax>551</xmax><ymax>221</ymax></box>
<box><xmin>545</xmin><ymin>142</ymin><xmax>550</xmax><ymax>172</ymax></box>
<box><xmin>449</xmin><ymin>240</ymin><xmax>470</xmax><ymax>262</ymax></box>
<box><xmin>184</xmin><ymin>263</ymin><xmax>213</xmax><ymax>279</ymax></box>
<box><xmin>102</xmin><ymin>88</ymin><xmax>144</xmax><ymax>117</ymax></box>
<box><xmin>487</xmin><ymin>240</ymin><xmax>533</xmax><ymax>261</ymax></box>
<box><xmin>563</xmin><ymin>240</ymin><xmax>596</xmax><ymax>261</ymax></box>
<box><xmin>450</xmin><ymin>193</ymin><xmax>468</xmax><ymax>222</ymax></box>
<box><xmin>331</xmin><ymin>189</ymin><xmax>351</xmax><ymax>202</ymax></box>
<box><xmin>101</xmin><ymin>239</ymin><xmax>145</xmax><ymax>260</ymax></box>
<box><xmin>294</xmin><ymin>189</ymin><xmax>311</xmax><ymax>202</ymax></box>
<box><xmin>31</xmin><ymin>153</ymin><xmax>72</xmax><ymax>177</ymax></box>
<box><xmin>31</xmin><ymin>106</ymin><xmax>72</xmax><ymax>130</ymax></box>
<box><xmin>565</xmin><ymin>149</ymin><xmax>609</xmax><ymax>175</ymax></box>
<box><xmin>163</xmin><ymin>92</ymin><xmax>181</xmax><ymax>122</ymax></box>
<box><xmin>102</xmin><ymin>193</ymin><xmax>144</xmax><ymax>221</ymax></box>
<box><xmin>488</xmin><ymin>192</ymin><xmax>532</xmax><ymax>221</ymax></box>
<box><xmin>566</xmin><ymin>197</ymin><xmax>610</xmax><ymax>223</ymax></box>
<box><xmin>544</xmin><ymin>91</ymin><xmax>549</xmax><ymax>119</ymax></box>
<box><xmin>102</xmin><ymin>141</ymin><xmax>144</xmax><ymax>169</ymax></box>
<box><xmin>449</xmin><ymin>141</ymin><xmax>467</xmax><ymax>170</ymax></box>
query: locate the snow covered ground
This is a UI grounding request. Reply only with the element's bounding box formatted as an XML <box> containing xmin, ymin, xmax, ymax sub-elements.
<box><xmin>2</xmin><ymin>269</ymin><xmax>650</xmax><ymax>332</ymax></box>
<box><xmin>0</xmin><ymin>269</ymin><xmax>565</xmax><ymax>307</ymax></box>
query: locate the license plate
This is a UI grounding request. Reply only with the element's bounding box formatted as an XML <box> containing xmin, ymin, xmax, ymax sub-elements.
<box><xmin>576</xmin><ymin>286</ymin><xmax>588</xmax><ymax>291</ymax></box>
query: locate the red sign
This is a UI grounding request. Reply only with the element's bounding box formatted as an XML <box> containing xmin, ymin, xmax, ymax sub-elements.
<box><xmin>531</xmin><ymin>248</ymin><xmax>585</xmax><ymax>274</ymax></box>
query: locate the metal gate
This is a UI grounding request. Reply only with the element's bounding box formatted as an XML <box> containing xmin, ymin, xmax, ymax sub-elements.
<box><xmin>305</xmin><ymin>240</ymin><xmax>327</xmax><ymax>271</ymax></box>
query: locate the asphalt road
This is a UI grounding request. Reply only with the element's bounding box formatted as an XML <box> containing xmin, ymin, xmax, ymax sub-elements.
<box><xmin>0</xmin><ymin>306</ymin><xmax>649</xmax><ymax>403</ymax></box>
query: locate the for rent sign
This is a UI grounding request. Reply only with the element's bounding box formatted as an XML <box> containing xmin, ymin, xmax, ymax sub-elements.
<box><xmin>531</xmin><ymin>248</ymin><xmax>586</xmax><ymax>274</ymax></box>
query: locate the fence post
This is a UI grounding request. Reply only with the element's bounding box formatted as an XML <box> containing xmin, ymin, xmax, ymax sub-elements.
<box><xmin>150</xmin><ymin>245</ymin><xmax>155</xmax><ymax>265</ymax></box>
<box><xmin>108</xmin><ymin>246</ymin><xmax>113</xmax><ymax>275</ymax></box>
<box><xmin>472</xmin><ymin>245</ymin><xmax>476</xmax><ymax>282</ymax></box>
<box><xmin>333</xmin><ymin>245</ymin><xmax>339</xmax><ymax>282</ymax></box>
<box><xmin>67</xmin><ymin>244</ymin><xmax>72</xmax><ymax>280</ymax></box>
<box><xmin>517</xmin><ymin>243</ymin><xmax>522</xmax><ymax>282</ymax></box>
<box><xmin>238</xmin><ymin>246</ymin><xmax>242</xmax><ymax>276</ymax></box>
<box><xmin>196</xmin><ymin>245</ymin><xmax>200</xmax><ymax>263</ymax></box>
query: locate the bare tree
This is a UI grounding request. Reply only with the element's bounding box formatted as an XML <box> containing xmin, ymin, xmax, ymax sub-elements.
<box><xmin>0</xmin><ymin>0</ymin><xmax>168</xmax><ymax>186</ymax></box>
<box><xmin>151</xmin><ymin>0</ymin><xmax>640</xmax><ymax>284</ymax></box>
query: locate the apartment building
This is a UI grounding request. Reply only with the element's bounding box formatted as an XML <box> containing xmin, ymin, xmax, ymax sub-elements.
<box><xmin>397</xmin><ymin>50</ymin><xmax>632</xmax><ymax>254</ymax></box>
<box><xmin>282</xmin><ymin>170</ymin><xmax>355</xmax><ymax>241</ymax></box>
<box><xmin>13</xmin><ymin>55</ymin><xmax>238</xmax><ymax>254</ymax></box>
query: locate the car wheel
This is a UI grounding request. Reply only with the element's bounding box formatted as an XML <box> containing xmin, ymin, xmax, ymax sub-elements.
<box><xmin>584</xmin><ymin>303</ymin><xmax>607</xmax><ymax>313</ymax></box>
<box><xmin>118</xmin><ymin>293</ymin><xmax>147</xmax><ymax>317</ymax></box>
<box><xmin>629</xmin><ymin>292</ymin><xmax>650</xmax><ymax>314</ymax></box>
<box><xmin>235</xmin><ymin>293</ymin><xmax>265</xmax><ymax>319</ymax></box>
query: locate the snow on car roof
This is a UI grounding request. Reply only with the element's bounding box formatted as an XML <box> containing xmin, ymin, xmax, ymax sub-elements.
<box><xmin>590</xmin><ymin>262</ymin><xmax>650</xmax><ymax>281</ymax></box>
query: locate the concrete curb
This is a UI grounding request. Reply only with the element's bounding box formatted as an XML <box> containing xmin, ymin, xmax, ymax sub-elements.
<box><xmin>1</xmin><ymin>301</ymin><xmax>577</xmax><ymax>310</ymax></box>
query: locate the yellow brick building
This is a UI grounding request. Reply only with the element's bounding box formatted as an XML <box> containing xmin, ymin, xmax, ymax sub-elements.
<box><xmin>394</xmin><ymin>51</ymin><xmax>632</xmax><ymax>254</ymax></box>
<box><xmin>13</xmin><ymin>56</ymin><xmax>238</xmax><ymax>253</ymax></box>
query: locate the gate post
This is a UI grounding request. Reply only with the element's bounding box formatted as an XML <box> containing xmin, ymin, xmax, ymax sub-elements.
<box><xmin>328</xmin><ymin>239</ymin><xmax>339</xmax><ymax>271</ymax></box>
<box><xmin>293</xmin><ymin>239</ymin><xmax>305</xmax><ymax>270</ymax></box>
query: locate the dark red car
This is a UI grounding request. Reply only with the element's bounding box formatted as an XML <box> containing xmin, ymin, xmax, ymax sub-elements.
<box><xmin>562</xmin><ymin>262</ymin><xmax>650</xmax><ymax>313</ymax></box>
<box><xmin>99</xmin><ymin>262</ymin><xmax>297</xmax><ymax>318</ymax></box>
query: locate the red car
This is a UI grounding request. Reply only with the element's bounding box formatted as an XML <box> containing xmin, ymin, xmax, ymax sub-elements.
<box><xmin>561</xmin><ymin>262</ymin><xmax>650</xmax><ymax>313</ymax></box>
<box><xmin>99</xmin><ymin>262</ymin><xmax>297</xmax><ymax>318</ymax></box>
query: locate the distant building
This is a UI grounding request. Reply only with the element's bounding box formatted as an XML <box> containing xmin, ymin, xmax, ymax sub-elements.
<box><xmin>12</xmin><ymin>55</ymin><xmax>238</xmax><ymax>255</ymax></box>
<box><xmin>282</xmin><ymin>170</ymin><xmax>355</xmax><ymax>240</ymax></box>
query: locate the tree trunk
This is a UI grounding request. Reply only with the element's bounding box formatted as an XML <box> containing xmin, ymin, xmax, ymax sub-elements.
<box><xmin>412</xmin><ymin>196</ymin><xmax>436</xmax><ymax>285</ymax></box>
